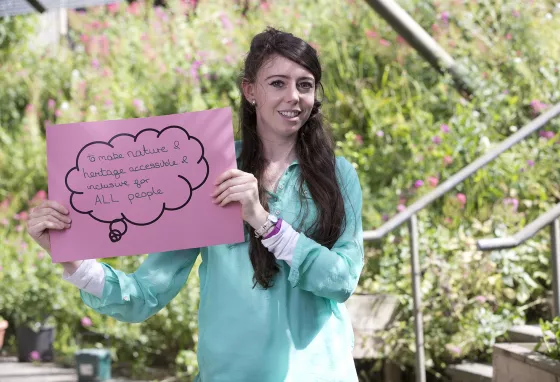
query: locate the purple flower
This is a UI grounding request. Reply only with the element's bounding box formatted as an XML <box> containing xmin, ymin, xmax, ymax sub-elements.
<box><xmin>527</xmin><ymin>159</ymin><xmax>535</xmax><ymax>167</ymax></box>
<box><xmin>47</xmin><ymin>99</ymin><xmax>56</xmax><ymax>110</ymax></box>
<box><xmin>91</xmin><ymin>59</ymin><xmax>100</xmax><ymax>69</ymax></box>
<box><xmin>382</xmin><ymin>214</ymin><xmax>389</xmax><ymax>221</ymax></box>
<box><xmin>397</xmin><ymin>204</ymin><xmax>406</xmax><ymax>212</ymax></box>
<box><xmin>440</xmin><ymin>11</ymin><xmax>449</xmax><ymax>24</ymax></box>
<box><xmin>81</xmin><ymin>317</ymin><xmax>92</xmax><ymax>327</ymax></box>
<box><xmin>440</xmin><ymin>124</ymin><xmax>450</xmax><ymax>133</ymax></box>
<box><xmin>539</xmin><ymin>130</ymin><xmax>555</xmax><ymax>140</ymax></box>
<box><xmin>414</xmin><ymin>180</ymin><xmax>424</xmax><ymax>188</ymax></box>
<box><xmin>504</xmin><ymin>198</ymin><xmax>519</xmax><ymax>212</ymax></box>
<box><xmin>190</xmin><ymin>61</ymin><xmax>202</xmax><ymax>83</ymax></box>
<box><xmin>456</xmin><ymin>193</ymin><xmax>467</xmax><ymax>206</ymax></box>
<box><xmin>376</xmin><ymin>130</ymin><xmax>384</xmax><ymax>137</ymax></box>
<box><xmin>29</xmin><ymin>351</ymin><xmax>40</xmax><ymax>361</ymax></box>
<box><xmin>432</xmin><ymin>136</ymin><xmax>442</xmax><ymax>145</ymax></box>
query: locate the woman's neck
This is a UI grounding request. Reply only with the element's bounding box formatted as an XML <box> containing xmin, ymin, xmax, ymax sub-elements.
<box><xmin>260</xmin><ymin>135</ymin><xmax>297</xmax><ymax>166</ymax></box>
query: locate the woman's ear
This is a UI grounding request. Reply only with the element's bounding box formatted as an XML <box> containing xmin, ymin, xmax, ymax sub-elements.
<box><xmin>241</xmin><ymin>79</ymin><xmax>255</xmax><ymax>103</ymax></box>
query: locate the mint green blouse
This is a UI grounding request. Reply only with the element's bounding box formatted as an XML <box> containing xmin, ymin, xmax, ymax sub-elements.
<box><xmin>80</xmin><ymin>144</ymin><xmax>364</xmax><ymax>382</ymax></box>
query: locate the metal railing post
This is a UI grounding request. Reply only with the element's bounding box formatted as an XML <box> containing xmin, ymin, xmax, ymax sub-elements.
<box><xmin>551</xmin><ymin>219</ymin><xmax>560</xmax><ymax>317</ymax></box>
<box><xmin>408</xmin><ymin>215</ymin><xmax>426</xmax><ymax>382</ymax></box>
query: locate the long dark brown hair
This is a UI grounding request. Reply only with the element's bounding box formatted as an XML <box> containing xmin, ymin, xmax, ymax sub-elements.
<box><xmin>239</xmin><ymin>27</ymin><xmax>346</xmax><ymax>288</ymax></box>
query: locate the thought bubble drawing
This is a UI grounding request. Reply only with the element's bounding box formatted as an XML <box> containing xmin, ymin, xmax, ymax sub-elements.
<box><xmin>65</xmin><ymin>125</ymin><xmax>209</xmax><ymax>242</ymax></box>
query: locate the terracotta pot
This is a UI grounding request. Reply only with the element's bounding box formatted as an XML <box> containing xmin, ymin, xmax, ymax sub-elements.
<box><xmin>0</xmin><ymin>320</ymin><xmax>8</xmax><ymax>349</ymax></box>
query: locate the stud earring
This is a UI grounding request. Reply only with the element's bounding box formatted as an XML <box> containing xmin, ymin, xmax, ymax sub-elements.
<box><xmin>251</xmin><ymin>100</ymin><xmax>256</xmax><ymax>106</ymax></box>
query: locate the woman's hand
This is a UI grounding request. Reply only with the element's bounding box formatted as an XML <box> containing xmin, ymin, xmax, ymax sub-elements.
<box><xmin>212</xmin><ymin>169</ymin><xmax>268</xmax><ymax>230</ymax></box>
<box><xmin>27</xmin><ymin>200</ymin><xmax>72</xmax><ymax>253</ymax></box>
<box><xmin>27</xmin><ymin>201</ymin><xmax>82</xmax><ymax>274</ymax></box>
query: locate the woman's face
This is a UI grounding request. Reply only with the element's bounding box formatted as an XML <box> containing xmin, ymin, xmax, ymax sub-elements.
<box><xmin>244</xmin><ymin>54</ymin><xmax>316</xmax><ymax>141</ymax></box>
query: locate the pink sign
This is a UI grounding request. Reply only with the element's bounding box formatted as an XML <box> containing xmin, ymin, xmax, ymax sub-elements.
<box><xmin>47</xmin><ymin>107</ymin><xmax>244</xmax><ymax>263</ymax></box>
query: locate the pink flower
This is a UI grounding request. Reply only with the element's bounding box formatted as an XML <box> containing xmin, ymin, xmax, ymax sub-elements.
<box><xmin>505</xmin><ymin>33</ymin><xmax>512</xmax><ymax>40</ymax></box>
<box><xmin>475</xmin><ymin>295</ymin><xmax>487</xmax><ymax>303</ymax></box>
<box><xmin>0</xmin><ymin>265</ymin><xmax>3</xmax><ymax>272</ymax></box>
<box><xmin>355</xmin><ymin>135</ymin><xmax>363</xmax><ymax>145</ymax></box>
<box><xmin>133</xmin><ymin>99</ymin><xmax>146</xmax><ymax>113</ymax></box>
<box><xmin>25</xmin><ymin>104</ymin><xmax>34</xmax><ymax>113</ymax></box>
<box><xmin>365</xmin><ymin>29</ymin><xmax>377</xmax><ymax>39</ymax></box>
<box><xmin>539</xmin><ymin>131</ymin><xmax>555</xmax><ymax>140</ymax></box>
<box><xmin>55</xmin><ymin>109</ymin><xmax>62</xmax><ymax>117</ymax></box>
<box><xmin>220</xmin><ymin>14</ymin><xmax>233</xmax><ymax>30</ymax></box>
<box><xmin>105</xmin><ymin>99</ymin><xmax>113</xmax><ymax>107</ymax></box>
<box><xmin>259</xmin><ymin>1</ymin><xmax>270</xmax><ymax>12</ymax></box>
<box><xmin>504</xmin><ymin>198</ymin><xmax>519</xmax><ymax>212</ymax></box>
<box><xmin>396</xmin><ymin>35</ymin><xmax>406</xmax><ymax>45</ymax></box>
<box><xmin>376</xmin><ymin>130</ymin><xmax>384</xmax><ymax>137</ymax></box>
<box><xmin>440</xmin><ymin>11</ymin><xmax>449</xmax><ymax>24</ymax></box>
<box><xmin>512</xmin><ymin>9</ymin><xmax>520</xmax><ymax>17</ymax></box>
<box><xmin>92</xmin><ymin>59</ymin><xmax>100</xmax><ymax>69</ymax></box>
<box><xmin>414</xmin><ymin>180</ymin><xmax>424</xmax><ymax>188</ymax></box>
<box><xmin>107</xmin><ymin>3</ymin><xmax>119</xmax><ymax>13</ymax></box>
<box><xmin>456</xmin><ymin>193</ymin><xmax>467</xmax><ymax>206</ymax></box>
<box><xmin>428</xmin><ymin>176</ymin><xmax>439</xmax><ymax>187</ymax></box>
<box><xmin>531</xmin><ymin>99</ymin><xmax>549</xmax><ymax>114</ymax></box>
<box><xmin>382</xmin><ymin>214</ymin><xmax>389</xmax><ymax>221</ymax></box>
<box><xmin>29</xmin><ymin>351</ymin><xmax>40</xmax><ymax>361</ymax></box>
<box><xmin>127</xmin><ymin>1</ymin><xmax>140</xmax><ymax>15</ymax></box>
<box><xmin>527</xmin><ymin>159</ymin><xmax>535</xmax><ymax>167</ymax></box>
<box><xmin>80</xmin><ymin>34</ymin><xmax>89</xmax><ymax>44</ymax></box>
<box><xmin>47</xmin><ymin>99</ymin><xmax>56</xmax><ymax>110</ymax></box>
<box><xmin>379</xmin><ymin>39</ymin><xmax>391</xmax><ymax>47</ymax></box>
<box><xmin>443</xmin><ymin>156</ymin><xmax>453</xmax><ymax>166</ymax></box>
<box><xmin>0</xmin><ymin>219</ymin><xmax>7</xmax><ymax>226</ymax></box>
<box><xmin>445</xmin><ymin>344</ymin><xmax>462</xmax><ymax>356</ymax></box>
<box><xmin>397</xmin><ymin>204</ymin><xmax>406</xmax><ymax>212</ymax></box>
<box><xmin>432</xmin><ymin>136</ymin><xmax>442</xmax><ymax>145</ymax></box>
<box><xmin>38</xmin><ymin>251</ymin><xmax>45</xmax><ymax>259</ymax></box>
<box><xmin>440</xmin><ymin>124</ymin><xmax>450</xmax><ymax>133</ymax></box>
<box><xmin>81</xmin><ymin>317</ymin><xmax>92</xmax><ymax>327</ymax></box>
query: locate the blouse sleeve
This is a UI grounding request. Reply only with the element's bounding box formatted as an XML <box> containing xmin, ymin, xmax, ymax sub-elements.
<box><xmin>80</xmin><ymin>248</ymin><xmax>200</xmax><ymax>323</ymax></box>
<box><xmin>287</xmin><ymin>158</ymin><xmax>364</xmax><ymax>303</ymax></box>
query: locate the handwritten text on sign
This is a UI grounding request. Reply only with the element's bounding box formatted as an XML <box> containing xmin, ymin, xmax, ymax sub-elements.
<box><xmin>65</xmin><ymin>126</ymin><xmax>209</xmax><ymax>243</ymax></box>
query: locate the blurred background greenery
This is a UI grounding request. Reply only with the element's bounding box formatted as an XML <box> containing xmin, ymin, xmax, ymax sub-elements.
<box><xmin>0</xmin><ymin>0</ymin><xmax>559</xmax><ymax>380</ymax></box>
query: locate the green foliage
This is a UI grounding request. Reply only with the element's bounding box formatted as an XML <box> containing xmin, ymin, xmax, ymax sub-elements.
<box><xmin>0</xmin><ymin>0</ymin><xmax>559</xmax><ymax>379</ymax></box>
<box><xmin>536</xmin><ymin>317</ymin><xmax>560</xmax><ymax>360</ymax></box>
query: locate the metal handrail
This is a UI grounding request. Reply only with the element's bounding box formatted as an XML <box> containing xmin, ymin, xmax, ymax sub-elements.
<box><xmin>477</xmin><ymin>204</ymin><xmax>560</xmax><ymax>316</ymax></box>
<box><xmin>364</xmin><ymin>102</ymin><xmax>560</xmax><ymax>241</ymax></box>
<box><xmin>478</xmin><ymin>203</ymin><xmax>560</xmax><ymax>250</ymax></box>
<box><xmin>362</xmin><ymin>102</ymin><xmax>560</xmax><ymax>382</ymax></box>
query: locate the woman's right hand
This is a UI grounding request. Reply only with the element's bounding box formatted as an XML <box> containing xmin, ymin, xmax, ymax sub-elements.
<box><xmin>27</xmin><ymin>200</ymin><xmax>72</xmax><ymax>254</ymax></box>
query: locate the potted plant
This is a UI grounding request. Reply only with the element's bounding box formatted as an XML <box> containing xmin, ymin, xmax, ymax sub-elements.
<box><xmin>0</xmin><ymin>315</ymin><xmax>8</xmax><ymax>350</ymax></box>
<box><xmin>13</xmin><ymin>293</ymin><xmax>57</xmax><ymax>362</ymax></box>
<box><xmin>492</xmin><ymin>317</ymin><xmax>560</xmax><ymax>382</ymax></box>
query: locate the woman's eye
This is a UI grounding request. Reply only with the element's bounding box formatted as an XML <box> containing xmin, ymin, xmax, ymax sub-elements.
<box><xmin>270</xmin><ymin>80</ymin><xmax>284</xmax><ymax>88</ymax></box>
<box><xmin>299</xmin><ymin>82</ymin><xmax>314</xmax><ymax>89</ymax></box>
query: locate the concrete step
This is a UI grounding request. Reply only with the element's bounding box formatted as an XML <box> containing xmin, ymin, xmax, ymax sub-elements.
<box><xmin>507</xmin><ymin>324</ymin><xmax>546</xmax><ymax>343</ymax></box>
<box><xmin>447</xmin><ymin>362</ymin><xmax>493</xmax><ymax>382</ymax></box>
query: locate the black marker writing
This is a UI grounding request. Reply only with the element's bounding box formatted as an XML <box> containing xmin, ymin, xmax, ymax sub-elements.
<box><xmin>127</xmin><ymin>187</ymin><xmax>164</xmax><ymax>204</ymax></box>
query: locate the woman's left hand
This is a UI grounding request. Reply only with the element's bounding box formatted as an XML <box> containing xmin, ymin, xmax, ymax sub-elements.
<box><xmin>212</xmin><ymin>169</ymin><xmax>268</xmax><ymax>230</ymax></box>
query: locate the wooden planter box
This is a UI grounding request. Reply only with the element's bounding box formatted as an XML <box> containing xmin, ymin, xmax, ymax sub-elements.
<box><xmin>493</xmin><ymin>343</ymin><xmax>560</xmax><ymax>382</ymax></box>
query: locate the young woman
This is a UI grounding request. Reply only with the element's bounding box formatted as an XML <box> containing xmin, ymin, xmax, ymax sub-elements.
<box><xmin>27</xmin><ymin>27</ymin><xmax>364</xmax><ymax>382</ymax></box>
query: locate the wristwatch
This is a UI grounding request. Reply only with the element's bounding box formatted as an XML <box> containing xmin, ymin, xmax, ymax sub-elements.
<box><xmin>254</xmin><ymin>214</ymin><xmax>279</xmax><ymax>238</ymax></box>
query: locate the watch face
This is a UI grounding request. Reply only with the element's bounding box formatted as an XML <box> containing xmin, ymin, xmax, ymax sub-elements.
<box><xmin>269</xmin><ymin>214</ymin><xmax>279</xmax><ymax>223</ymax></box>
